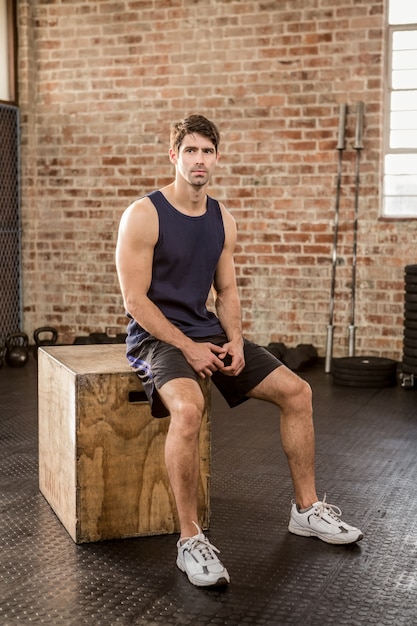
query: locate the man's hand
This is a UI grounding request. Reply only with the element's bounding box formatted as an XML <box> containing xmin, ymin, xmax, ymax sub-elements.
<box><xmin>182</xmin><ymin>342</ymin><xmax>227</xmax><ymax>378</ymax></box>
<box><xmin>216</xmin><ymin>340</ymin><xmax>245</xmax><ymax>377</ymax></box>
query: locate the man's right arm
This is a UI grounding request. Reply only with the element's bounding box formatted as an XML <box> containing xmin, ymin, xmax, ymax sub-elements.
<box><xmin>115</xmin><ymin>198</ymin><xmax>225</xmax><ymax>378</ymax></box>
<box><xmin>116</xmin><ymin>197</ymin><xmax>187</xmax><ymax>348</ymax></box>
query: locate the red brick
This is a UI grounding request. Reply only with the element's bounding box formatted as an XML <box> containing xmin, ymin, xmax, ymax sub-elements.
<box><xmin>15</xmin><ymin>0</ymin><xmax>410</xmax><ymax>358</ymax></box>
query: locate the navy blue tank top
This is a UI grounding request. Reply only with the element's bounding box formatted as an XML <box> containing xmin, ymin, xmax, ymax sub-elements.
<box><xmin>126</xmin><ymin>190</ymin><xmax>225</xmax><ymax>352</ymax></box>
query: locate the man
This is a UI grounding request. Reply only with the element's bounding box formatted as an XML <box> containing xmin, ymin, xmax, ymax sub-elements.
<box><xmin>115</xmin><ymin>114</ymin><xmax>363</xmax><ymax>588</ymax></box>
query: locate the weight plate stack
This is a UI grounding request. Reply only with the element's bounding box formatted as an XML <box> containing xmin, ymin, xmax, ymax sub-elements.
<box><xmin>401</xmin><ymin>264</ymin><xmax>417</xmax><ymax>388</ymax></box>
<box><xmin>331</xmin><ymin>356</ymin><xmax>398</xmax><ymax>388</ymax></box>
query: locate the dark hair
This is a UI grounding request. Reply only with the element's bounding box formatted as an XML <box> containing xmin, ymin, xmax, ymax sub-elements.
<box><xmin>170</xmin><ymin>114</ymin><xmax>220</xmax><ymax>153</ymax></box>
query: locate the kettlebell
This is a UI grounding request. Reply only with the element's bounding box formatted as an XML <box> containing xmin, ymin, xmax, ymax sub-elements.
<box><xmin>5</xmin><ymin>332</ymin><xmax>29</xmax><ymax>368</ymax></box>
<box><xmin>33</xmin><ymin>326</ymin><xmax>58</xmax><ymax>359</ymax></box>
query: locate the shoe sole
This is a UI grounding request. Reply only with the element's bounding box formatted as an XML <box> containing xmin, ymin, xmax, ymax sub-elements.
<box><xmin>288</xmin><ymin>524</ymin><xmax>364</xmax><ymax>545</ymax></box>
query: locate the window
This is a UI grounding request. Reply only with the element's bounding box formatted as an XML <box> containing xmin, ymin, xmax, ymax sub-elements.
<box><xmin>383</xmin><ymin>1</ymin><xmax>417</xmax><ymax>217</ymax></box>
<box><xmin>0</xmin><ymin>0</ymin><xmax>17</xmax><ymax>103</ymax></box>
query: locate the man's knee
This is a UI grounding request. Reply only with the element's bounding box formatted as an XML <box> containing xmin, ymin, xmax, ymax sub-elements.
<box><xmin>297</xmin><ymin>377</ymin><xmax>312</xmax><ymax>400</ymax></box>
<box><xmin>168</xmin><ymin>397</ymin><xmax>204</xmax><ymax>438</ymax></box>
<box><xmin>267</xmin><ymin>367</ymin><xmax>312</xmax><ymax>412</ymax></box>
<box><xmin>160</xmin><ymin>379</ymin><xmax>204</xmax><ymax>433</ymax></box>
<box><xmin>285</xmin><ymin>375</ymin><xmax>312</xmax><ymax>412</ymax></box>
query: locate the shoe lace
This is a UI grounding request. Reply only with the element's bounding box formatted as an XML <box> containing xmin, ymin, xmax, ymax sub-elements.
<box><xmin>189</xmin><ymin>534</ymin><xmax>220</xmax><ymax>562</ymax></box>
<box><xmin>314</xmin><ymin>494</ymin><xmax>342</xmax><ymax>521</ymax></box>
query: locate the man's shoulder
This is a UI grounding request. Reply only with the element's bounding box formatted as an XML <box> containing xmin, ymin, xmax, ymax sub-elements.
<box><xmin>127</xmin><ymin>193</ymin><xmax>158</xmax><ymax>212</ymax></box>
<box><xmin>214</xmin><ymin>200</ymin><xmax>235</xmax><ymax>225</ymax></box>
<box><xmin>120</xmin><ymin>195</ymin><xmax>159</xmax><ymax>232</ymax></box>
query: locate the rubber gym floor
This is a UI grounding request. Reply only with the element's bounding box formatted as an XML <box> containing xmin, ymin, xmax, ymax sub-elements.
<box><xmin>1</xmin><ymin>355</ymin><xmax>416</xmax><ymax>625</ymax></box>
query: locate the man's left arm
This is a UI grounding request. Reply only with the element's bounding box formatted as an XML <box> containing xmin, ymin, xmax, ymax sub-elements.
<box><xmin>212</xmin><ymin>206</ymin><xmax>245</xmax><ymax>375</ymax></box>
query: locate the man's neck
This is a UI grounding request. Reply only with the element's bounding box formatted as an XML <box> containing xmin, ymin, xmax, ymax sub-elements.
<box><xmin>162</xmin><ymin>181</ymin><xmax>208</xmax><ymax>216</ymax></box>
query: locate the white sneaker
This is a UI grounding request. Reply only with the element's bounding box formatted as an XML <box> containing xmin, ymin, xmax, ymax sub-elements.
<box><xmin>176</xmin><ymin>523</ymin><xmax>230</xmax><ymax>587</ymax></box>
<box><xmin>288</xmin><ymin>495</ymin><xmax>363</xmax><ymax>545</ymax></box>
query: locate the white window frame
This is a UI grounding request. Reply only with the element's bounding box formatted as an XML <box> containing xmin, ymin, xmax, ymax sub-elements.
<box><xmin>383</xmin><ymin>6</ymin><xmax>417</xmax><ymax>218</ymax></box>
<box><xmin>0</xmin><ymin>0</ymin><xmax>16</xmax><ymax>104</ymax></box>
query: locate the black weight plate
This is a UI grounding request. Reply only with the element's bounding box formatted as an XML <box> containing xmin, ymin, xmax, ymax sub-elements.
<box><xmin>405</xmin><ymin>280</ymin><xmax>417</xmax><ymax>290</ymax></box>
<box><xmin>404</xmin><ymin>329</ymin><xmax>417</xmax><ymax>340</ymax></box>
<box><xmin>403</xmin><ymin>355</ymin><xmax>417</xmax><ymax>367</ymax></box>
<box><xmin>404</xmin><ymin>308</ymin><xmax>417</xmax><ymax>320</ymax></box>
<box><xmin>331</xmin><ymin>365</ymin><xmax>398</xmax><ymax>379</ymax></box>
<box><xmin>331</xmin><ymin>367</ymin><xmax>396</xmax><ymax>380</ymax></box>
<box><xmin>331</xmin><ymin>370</ymin><xmax>397</xmax><ymax>380</ymax></box>
<box><xmin>402</xmin><ymin>363</ymin><xmax>417</xmax><ymax>374</ymax></box>
<box><xmin>331</xmin><ymin>356</ymin><xmax>397</xmax><ymax>374</ymax></box>
<box><xmin>331</xmin><ymin>369</ymin><xmax>396</xmax><ymax>381</ymax></box>
<box><xmin>403</xmin><ymin>345</ymin><xmax>417</xmax><ymax>358</ymax></box>
<box><xmin>405</xmin><ymin>294</ymin><xmax>417</xmax><ymax>303</ymax></box>
<box><xmin>404</xmin><ymin>319</ymin><xmax>417</xmax><ymax>330</ymax></box>
<box><xmin>403</xmin><ymin>338</ymin><xmax>417</xmax><ymax>349</ymax></box>
<box><xmin>403</xmin><ymin>346</ymin><xmax>417</xmax><ymax>357</ymax></box>
<box><xmin>332</xmin><ymin>375</ymin><xmax>397</xmax><ymax>388</ymax></box>
<box><xmin>405</xmin><ymin>264</ymin><xmax>417</xmax><ymax>275</ymax></box>
<box><xmin>332</xmin><ymin>376</ymin><xmax>397</xmax><ymax>388</ymax></box>
<box><xmin>332</xmin><ymin>356</ymin><xmax>397</xmax><ymax>368</ymax></box>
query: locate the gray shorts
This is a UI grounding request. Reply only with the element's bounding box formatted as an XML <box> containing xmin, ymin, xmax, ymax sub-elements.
<box><xmin>127</xmin><ymin>333</ymin><xmax>281</xmax><ymax>418</ymax></box>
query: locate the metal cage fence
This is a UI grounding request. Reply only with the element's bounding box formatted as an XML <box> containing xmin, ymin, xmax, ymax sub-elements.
<box><xmin>0</xmin><ymin>104</ymin><xmax>21</xmax><ymax>347</ymax></box>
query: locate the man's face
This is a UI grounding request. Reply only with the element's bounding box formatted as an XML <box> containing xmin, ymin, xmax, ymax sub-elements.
<box><xmin>169</xmin><ymin>133</ymin><xmax>219</xmax><ymax>187</ymax></box>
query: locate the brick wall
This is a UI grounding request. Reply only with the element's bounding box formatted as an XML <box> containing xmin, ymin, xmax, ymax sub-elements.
<box><xmin>17</xmin><ymin>0</ymin><xmax>416</xmax><ymax>359</ymax></box>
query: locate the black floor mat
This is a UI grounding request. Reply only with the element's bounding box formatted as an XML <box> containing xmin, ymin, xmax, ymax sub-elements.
<box><xmin>0</xmin><ymin>359</ymin><xmax>416</xmax><ymax>625</ymax></box>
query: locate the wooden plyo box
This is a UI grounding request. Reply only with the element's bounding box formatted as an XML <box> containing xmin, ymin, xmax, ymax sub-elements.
<box><xmin>38</xmin><ymin>344</ymin><xmax>211</xmax><ymax>544</ymax></box>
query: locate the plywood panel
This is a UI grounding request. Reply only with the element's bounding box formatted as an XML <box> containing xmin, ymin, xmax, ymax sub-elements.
<box><xmin>38</xmin><ymin>344</ymin><xmax>210</xmax><ymax>543</ymax></box>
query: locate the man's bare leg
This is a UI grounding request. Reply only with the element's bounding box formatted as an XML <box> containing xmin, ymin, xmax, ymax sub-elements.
<box><xmin>159</xmin><ymin>377</ymin><xmax>230</xmax><ymax>586</ymax></box>
<box><xmin>158</xmin><ymin>377</ymin><xmax>204</xmax><ymax>539</ymax></box>
<box><xmin>247</xmin><ymin>365</ymin><xmax>318</xmax><ymax>508</ymax></box>
<box><xmin>248</xmin><ymin>364</ymin><xmax>363</xmax><ymax>545</ymax></box>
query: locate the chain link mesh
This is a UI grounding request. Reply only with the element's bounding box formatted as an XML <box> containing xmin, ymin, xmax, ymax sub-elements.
<box><xmin>0</xmin><ymin>104</ymin><xmax>21</xmax><ymax>347</ymax></box>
